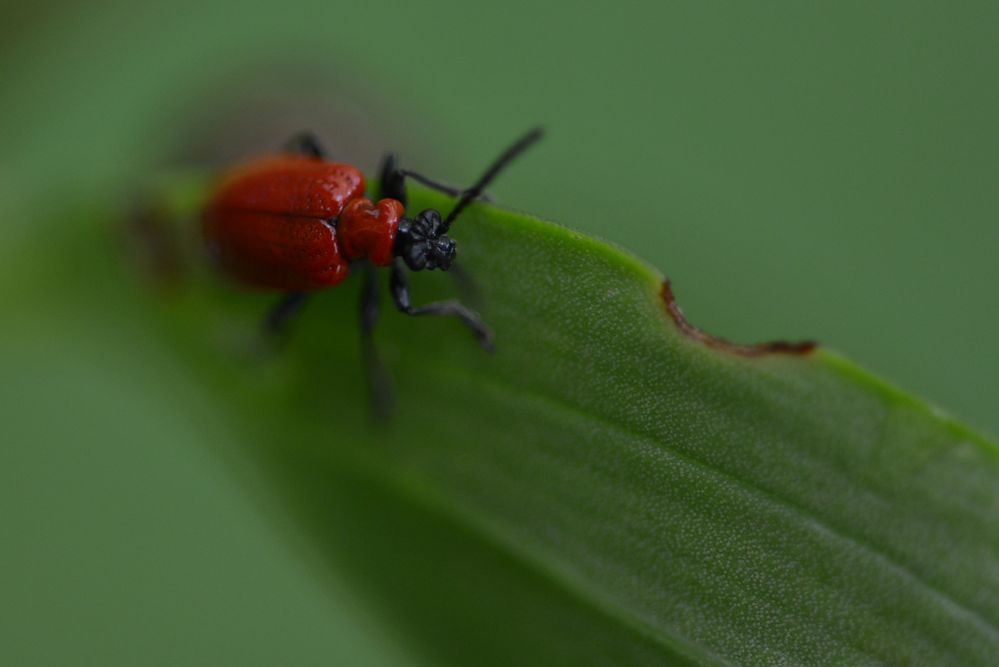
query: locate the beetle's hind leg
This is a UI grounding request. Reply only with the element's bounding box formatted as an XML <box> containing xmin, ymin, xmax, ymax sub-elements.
<box><xmin>263</xmin><ymin>291</ymin><xmax>310</xmax><ymax>338</ymax></box>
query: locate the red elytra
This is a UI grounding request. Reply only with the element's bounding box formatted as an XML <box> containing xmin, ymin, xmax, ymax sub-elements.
<box><xmin>203</xmin><ymin>154</ymin><xmax>404</xmax><ymax>290</ymax></box>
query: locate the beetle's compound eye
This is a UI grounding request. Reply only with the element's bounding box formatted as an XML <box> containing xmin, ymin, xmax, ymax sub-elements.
<box><xmin>414</xmin><ymin>209</ymin><xmax>443</xmax><ymax>238</ymax></box>
<box><xmin>401</xmin><ymin>241</ymin><xmax>427</xmax><ymax>270</ymax></box>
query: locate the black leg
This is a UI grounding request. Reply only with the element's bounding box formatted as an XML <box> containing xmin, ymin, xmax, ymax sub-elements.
<box><xmin>401</xmin><ymin>170</ymin><xmax>493</xmax><ymax>200</ymax></box>
<box><xmin>377</xmin><ymin>153</ymin><xmax>492</xmax><ymax>209</ymax></box>
<box><xmin>284</xmin><ymin>132</ymin><xmax>327</xmax><ymax>159</ymax></box>
<box><xmin>358</xmin><ymin>261</ymin><xmax>393</xmax><ymax>419</ymax></box>
<box><xmin>389</xmin><ymin>259</ymin><xmax>494</xmax><ymax>350</ymax></box>
<box><xmin>264</xmin><ymin>291</ymin><xmax>310</xmax><ymax>337</ymax></box>
<box><xmin>378</xmin><ymin>153</ymin><xmax>407</xmax><ymax>205</ymax></box>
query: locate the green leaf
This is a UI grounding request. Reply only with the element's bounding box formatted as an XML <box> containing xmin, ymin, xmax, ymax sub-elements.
<box><xmin>6</xmin><ymin>182</ymin><xmax>999</xmax><ymax>666</ymax></box>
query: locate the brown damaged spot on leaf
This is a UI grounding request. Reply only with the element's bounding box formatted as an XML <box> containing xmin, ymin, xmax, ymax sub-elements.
<box><xmin>661</xmin><ymin>279</ymin><xmax>817</xmax><ymax>356</ymax></box>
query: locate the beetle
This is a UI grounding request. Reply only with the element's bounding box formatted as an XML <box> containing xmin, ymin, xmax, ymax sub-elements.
<box><xmin>203</xmin><ymin>127</ymin><xmax>543</xmax><ymax>413</ymax></box>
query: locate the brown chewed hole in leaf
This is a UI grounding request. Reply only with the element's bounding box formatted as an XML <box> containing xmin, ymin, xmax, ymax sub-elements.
<box><xmin>661</xmin><ymin>278</ymin><xmax>817</xmax><ymax>356</ymax></box>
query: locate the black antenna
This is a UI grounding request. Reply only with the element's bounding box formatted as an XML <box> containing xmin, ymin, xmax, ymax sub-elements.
<box><xmin>441</xmin><ymin>127</ymin><xmax>544</xmax><ymax>232</ymax></box>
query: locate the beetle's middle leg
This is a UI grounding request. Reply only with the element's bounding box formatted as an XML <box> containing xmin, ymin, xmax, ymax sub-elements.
<box><xmin>358</xmin><ymin>261</ymin><xmax>393</xmax><ymax>419</ymax></box>
<box><xmin>284</xmin><ymin>132</ymin><xmax>328</xmax><ymax>159</ymax></box>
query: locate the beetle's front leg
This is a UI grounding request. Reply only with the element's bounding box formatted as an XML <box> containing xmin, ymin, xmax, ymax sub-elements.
<box><xmin>389</xmin><ymin>259</ymin><xmax>494</xmax><ymax>350</ymax></box>
<box><xmin>377</xmin><ymin>153</ymin><xmax>492</xmax><ymax>208</ymax></box>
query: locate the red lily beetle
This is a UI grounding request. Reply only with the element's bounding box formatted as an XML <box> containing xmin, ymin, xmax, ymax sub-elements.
<box><xmin>203</xmin><ymin>127</ymin><xmax>543</xmax><ymax>414</ymax></box>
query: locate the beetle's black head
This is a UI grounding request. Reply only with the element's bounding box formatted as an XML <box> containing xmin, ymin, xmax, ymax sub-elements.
<box><xmin>394</xmin><ymin>209</ymin><xmax>456</xmax><ymax>271</ymax></box>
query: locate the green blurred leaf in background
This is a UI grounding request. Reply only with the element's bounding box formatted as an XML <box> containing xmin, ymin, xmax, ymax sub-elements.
<box><xmin>2</xmin><ymin>1</ymin><xmax>998</xmax><ymax>665</ymax></box>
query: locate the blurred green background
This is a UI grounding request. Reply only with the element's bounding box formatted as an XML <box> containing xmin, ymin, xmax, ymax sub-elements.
<box><xmin>2</xmin><ymin>1</ymin><xmax>997</xmax><ymax>663</ymax></box>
